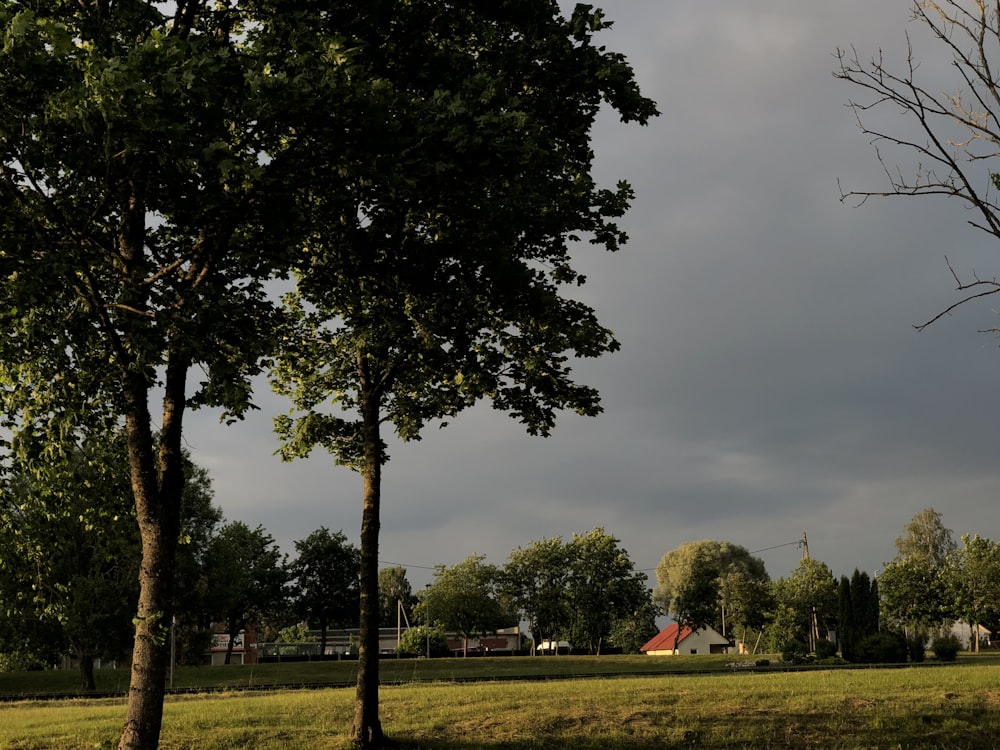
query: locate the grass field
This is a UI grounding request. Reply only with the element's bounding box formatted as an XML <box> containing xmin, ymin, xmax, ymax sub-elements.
<box><xmin>3</xmin><ymin>656</ymin><xmax>1000</xmax><ymax>749</ymax></box>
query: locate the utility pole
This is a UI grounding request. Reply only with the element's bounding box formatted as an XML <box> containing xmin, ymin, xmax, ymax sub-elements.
<box><xmin>801</xmin><ymin>531</ymin><xmax>810</xmax><ymax>560</ymax></box>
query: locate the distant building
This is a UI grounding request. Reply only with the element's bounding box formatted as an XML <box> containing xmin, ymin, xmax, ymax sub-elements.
<box><xmin>640</xmin><ymin>624</ymin><xmax>730</xmax><ymax>655</ymax></box>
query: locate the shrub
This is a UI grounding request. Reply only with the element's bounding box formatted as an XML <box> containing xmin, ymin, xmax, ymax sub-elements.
<box><xmin>754</xmin><ymin>659</ymin><xmax>770</xmax><ymax>667</ymax></box>
<box><xmin>396</xmin><ymin>626</ymin><xmax>450</xmax><ymax>657</ymax></box>
<box><xmin>855</xmin><ymin>631</ymin><xmax>907</xmax><ymax>664</ymax></box>
<box><xmin>815</xmin><ymin>639</ymin><xmax>838</xmax><ymax>660</ymax></box>
<box><xmin>906</xmin><ymin>629</ymin><xmax>927</xmax><ymax>663</ymax></box>
<box><xmin>781</xmin><ymin>639</ymin><xmax>809</xmax><ymax>663</ymax></box>
<box><xmin>931</xmin><ymin>633</ymin><xmax>961</xmax><ymax>662</ymax></box>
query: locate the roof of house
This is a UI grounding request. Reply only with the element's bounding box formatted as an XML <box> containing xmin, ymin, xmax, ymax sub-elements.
<box><xmin>640</xmin><ymin>623</ymin><xmax>728</xmax><ymax>653</ymax></box>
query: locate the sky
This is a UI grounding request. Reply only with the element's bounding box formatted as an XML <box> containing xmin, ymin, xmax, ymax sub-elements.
<box><xmin>184</xmin><ymin>1</ymin><xmax>999</xmax><ymax>591</ymax></box>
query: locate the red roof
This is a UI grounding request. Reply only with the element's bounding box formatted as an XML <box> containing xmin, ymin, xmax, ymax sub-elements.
<box><xmin>640</xmin><ymin>623</ymin><xmax>694</xmax><ymax>653</ymax></box>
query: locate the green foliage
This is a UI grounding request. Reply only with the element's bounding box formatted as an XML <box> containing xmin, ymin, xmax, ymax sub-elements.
<box><xmin>932</xmin><ymin>632</ymin><xmax>962</xmax><ymax>662</ymax></box>
<box><xmin>396</xmin><ymin>626</ymin><xmax>449</xmax><ymax>658</ymax></box>
<box><xmin>205</xmin><ymin>521</ymin><xmax>289</xmax><ymax>663</ymax></box>
<box><xmin>856</xmin><ymin>631</ymin><xmax>908</xmax><ymax>664</ymax></box>
<box><xmin>653</xmin><ymin>540</ymin><xmax>770</xmax><ymax>638</ymax></box>
<box><xmin>780</xmin><ymin>639</ymin><xmax>809</xmax><ymax>664</ymax></box>
<box><xmin>422</xmin><ymin>555</ymin><xmax>510</xmax><ymax>655</ymax></box>
<box><xmin>503</xmin><ymin>529</ymin><xmax>650</xmax><ymax>654</ymax></box>
<box><xmin>951</xmin><ymin>535</ymin><xmax>1000</xmax><ymax>643</ymax></box>
<box><xmin>288</xmin><ymin>527</ymin><xmax>360</xmax><ymax>652</ymax></box>
<box><xmin>378</xmin><ymin>566</ymin><xmax>417</xmax><ymax>628</ymax></box>
<box><xmin>276</xmin><ymin>624</ymin><xmax>315</xmax><ymax>644</ymax></box>
<box><xmin>814</xmin><ymin>638</ymin><xmax>838</xmax><ymax>660</ymax></box>
<box><xmin>502</xmin><ymin>536</ymin><xmax>571</xmax><ymax>650</ymax></box>
<box><xmin>895</xmin><ymin>508</ymin><xmax>956</xmax><ymax>568</ymax></box>
<box><xmin>768</xmin><ymin>557</ymin><xmax>837</xmax><ymax>651</ymax></box>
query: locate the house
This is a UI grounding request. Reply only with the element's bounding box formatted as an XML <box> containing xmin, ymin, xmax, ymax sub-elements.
<box><xmin>640</xmin><ymin>623</ymin><xmax>730</xmax><ymax>655</ymax></box>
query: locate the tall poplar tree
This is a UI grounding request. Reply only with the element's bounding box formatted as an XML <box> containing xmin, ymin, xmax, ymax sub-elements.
<box><xmin>270</xmin><ymin>2</ymin><xmax>657</xmax><ymax>745</ymax></box>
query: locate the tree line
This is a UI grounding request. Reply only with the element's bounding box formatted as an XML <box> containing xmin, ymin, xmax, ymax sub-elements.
<box><xmin>655</xmin><ymin>508</ymin><xmax>1000</xmax><ymax>663</ymax></box>
<box><xmin>0</xmin><ymin>435</ymin><xmax>659</xmax><ymax>681</ymax></box>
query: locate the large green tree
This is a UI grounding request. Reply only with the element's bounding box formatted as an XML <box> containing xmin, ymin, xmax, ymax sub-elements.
<box><xmin>951</xmin><ymin>534</ymin><xmax>1000</xmax><ymax>651</ymax></box>
<box><xmin>269</xmin><ymin>3</ymin><xmax>656</xmax><ymax>745</ymax></box>
<box><xmin>563</xmin><ymin>528</ymin><xmax>649</xmax><ymax>655</ymax></box>
<box><xmin>0</xmin><ymin>432</ymin><xmax>136</xmax><ymax>692</ymax></box>
<box><xmin>879</xmin><ymin>509</ymin><xmax>957</xmax><ymax>636</ymax></box>
<box><xmin>654</xmin><ymin>540</ymin><xmax>770</xmax><ymax>644</ymax></box>
<box><xmin>289</xmin><ymin>528</ymin><xmax>360</xmax><ymax>658</ymax></box>
<box><xmin>0</xmin><ymin>3</ymin><xmax>304</xmax><ymax>746</ymax></box>
<box><xmin>766</xmin><ymin>557</ymin><xmax>837</xmax><ymax>653</ymax></box>
<box><xmin>503</xmin><ymin>537</ymin><xmax>572</xmax><ymax>654</ymax></box>
<box><xmin>204</xmin><ymin>521</ymin><xmax>289</xmax><ymax>665</ymax></box>
<box><xmin>421</xmin><ymin>555</ymin><xmax>510</xmax><ymax>656</ymax></box>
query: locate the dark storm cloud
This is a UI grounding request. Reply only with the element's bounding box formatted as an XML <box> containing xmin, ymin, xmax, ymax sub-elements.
<box><xmin>184</xmin><ymin>1</ymin><xmax>1000</xmax><ymax>587</ymax></box>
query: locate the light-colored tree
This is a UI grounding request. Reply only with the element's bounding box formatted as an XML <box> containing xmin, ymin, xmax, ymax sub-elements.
<box><xmin>654</xmin><ymin>540</ymin><xmax>769</xmax><ymax>643</ymax></box>
<box><xmin>836</xmin><ymin>1</ymin><xmax>1000</xmax><ymax>331</ymax></box>
<box><xmin>895</xmin><ymin>508</ymin><xmax>957</xmax><ymax>569</ymax></box>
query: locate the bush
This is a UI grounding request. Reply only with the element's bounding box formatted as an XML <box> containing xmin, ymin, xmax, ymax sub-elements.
<box><xmin>855</xmin><ymin>631</ymin><xmax>907</xmax><ymax>664</ymax></box>
<box><xmin>780</xmin><ymin>639</ymin><xmax>809</xmax><ymax>663</ymax></box>
<box><xmin>754</xmin><ymin>659</ymin><xmax>770</xmax><ymax>667</ymax></box>
<box><xmin>396</xmin><ymin>626</ymin><xmax>450</xmax><ymax>657</ymax></box>
<box><xmin>814</xmin><ymin>639</ymin><xmax>838</xmax><ymax>660</ymax></box>
<box><xmin>931</xmin><ymin>633</ymin><xmax>961</xmax><ymax>662</ymax></box>
<box><xmin>906</xmin><ymin>629</ymin><xmax>927</xmax><ymax>663</ymax></box>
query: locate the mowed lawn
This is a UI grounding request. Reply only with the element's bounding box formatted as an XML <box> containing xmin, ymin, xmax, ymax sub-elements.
<box><xmin>3</xmin><ymin>657</ymin><xmax>1000</xmax><ymax>749</ymax></box>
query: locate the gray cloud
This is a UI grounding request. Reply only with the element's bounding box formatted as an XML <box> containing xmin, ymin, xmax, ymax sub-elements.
<box><xmin>184</xmin><ymin>0</ymin><xmax>1000</xmax><ymax>591</ymax></box>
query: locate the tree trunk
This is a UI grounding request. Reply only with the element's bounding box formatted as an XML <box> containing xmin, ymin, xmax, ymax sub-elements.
<box><xmin>118</xmin><ymin>346</ymin><xmax>187</xmax><ymax>750</ymax></box>
<box><xmin>351</xmin><ymin>382</ymin><xmax>384</xmax><ymax>748</ymax></box>
<box><xmin>76</xmin><ymin>645</ymin><xmax>96</xmax><ymax>693</ymax></box>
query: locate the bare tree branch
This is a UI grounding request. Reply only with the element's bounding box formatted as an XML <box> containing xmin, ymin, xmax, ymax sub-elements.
<box><xmin>836</xmin><ymin>1</ymin><xmax>1000</xmax><ymax>331</ymax></box>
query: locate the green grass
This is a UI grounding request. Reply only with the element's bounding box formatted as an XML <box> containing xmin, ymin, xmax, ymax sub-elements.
<box><xmin>0</xmin><ymin>653</ymin><xmax>774</xmax><ymax>696</ymax></box>
<box><xmin>3</xmin><ymin>657</ymin><xmax>1000</xmax><ymax>748</ymax></box>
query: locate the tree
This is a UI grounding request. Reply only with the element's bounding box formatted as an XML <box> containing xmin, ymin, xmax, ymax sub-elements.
<box><xmin>502</xmin><ymin>537</ymin><xmax>573</xmax><ymax>653</ymax></box>
<box><xmin>562</xmin><ymin>528</ymin><xmax>650</xmax><ymax>655</ymax></box>
<box><xmin>0</xmin><ymin>3</ymin><xmax>301</xmax><ymax>747</ymax></box>
<box><xmin>879</xmin><ymin>509</ymin><xmax>957</xmax><ymax>637</ymax></box>
<box><xmin>838</xmin><ymin>570</ymin><xmax>880</xmax><ymax>662</ymax></box>
<box><xmin>378</xmin><ymin>566</ymin><xmax>418</xmax><ymax>633</ymax></box>
<box><xmin>879</xmin><ymin>556</ymin><xmax>952</xmax><ymax>637</ymax></box>
<box><xmin>171</xmin><ymin>462</ymin><xmax>224</xmax><ymax>667</ymax></box>
<box><xmin>205</xmin><ymin>522</ymin><xmax>289</xmax><ymax>665</ymax></box>
<box><xmin>767</xmin><ymin>557</ymin><xmax>837</xmax><ymax>653</ymax></box>
<box><xmin>836</xmin><ymin>1</ymin><xmax>1000</xmax><ymax>331</ymax></box>
<box><xmin>289</xmin><ymin>528</ymin><xmax>360</xmax><ymax>658</ymax></box>
<box><xmin>950</xmin><ymin>534</ymin><xmax>1000</xmax><ymax>651</ymax></box>
<box><xmin>421</xmin><ymin>555</ymin><xmax>509</xmax><ymax>656</ymax></box>
<box><xmin>607</xmin><ymin>593</ymin><xmax>660</xmax><ymax>655</ymax></box>
<box><xmin>0</xmin><ymin>431</ymin><xmax>137</xmax><ymax>692</ymax></box>
<box><xmin>895</xmin><ymin>508</ymin><xmax>957</xmax><ymax>569</ymax></box>
<box><xmin>268</xmin><ymin>4</ymin><xmax>657</xmax><ymax>745</ymax></box>
<box><xmin>654</xmin><ymin>540</ymin><xmax>770</xmax><ymax>644</ymax></box>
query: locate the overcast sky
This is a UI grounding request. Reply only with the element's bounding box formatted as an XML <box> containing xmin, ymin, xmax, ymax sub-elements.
<box><xmin>184</xmin><ymin>0</ymin><xmax>999</xmax><ymax>590</ymax></box>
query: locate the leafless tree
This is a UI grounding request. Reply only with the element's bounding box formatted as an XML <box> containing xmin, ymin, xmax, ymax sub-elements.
<box><xmin>836</xmin><ymin>0</ymin><xmax>1000</xmax><ymax>331</ymax></box>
